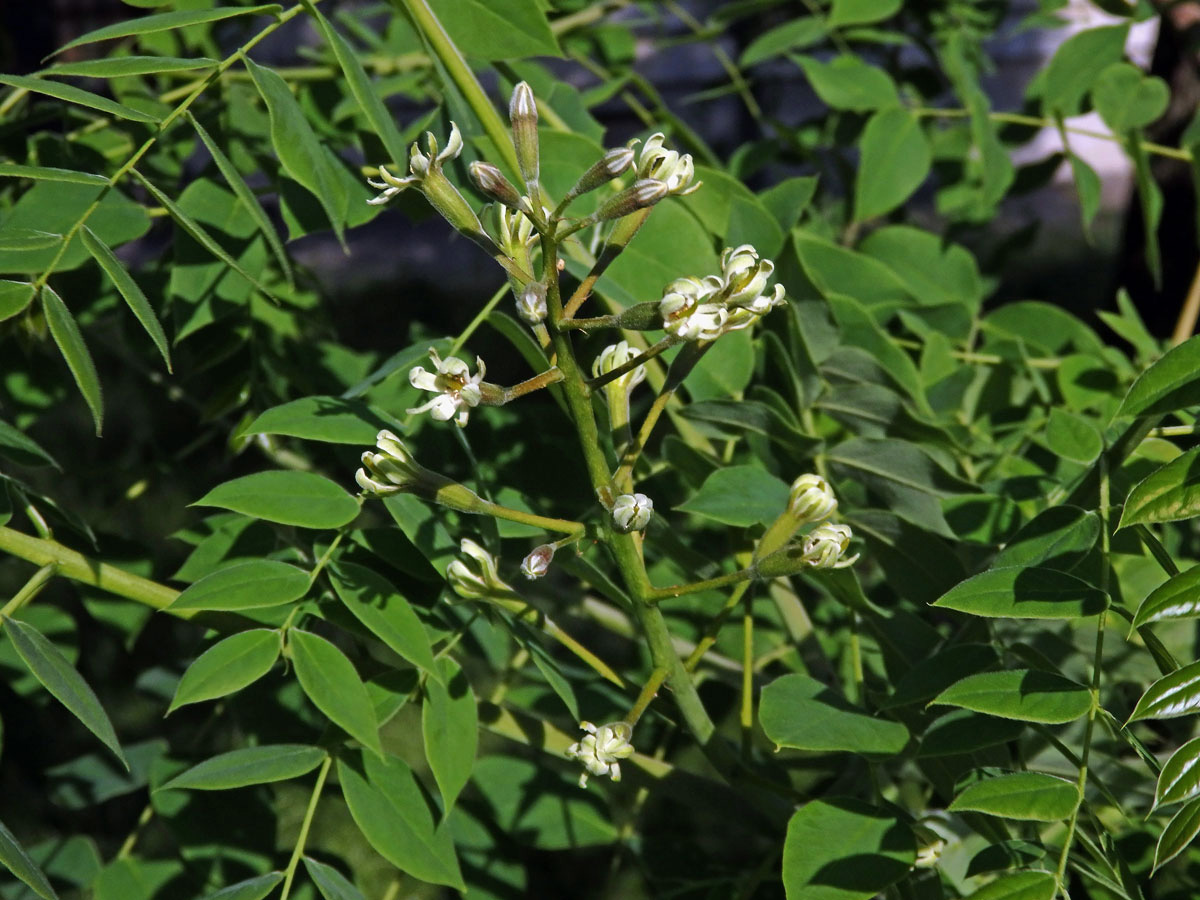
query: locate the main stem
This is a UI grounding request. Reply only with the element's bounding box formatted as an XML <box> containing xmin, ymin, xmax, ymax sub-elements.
<box><xmin>542</xmin><ymin>232</ymin><xmax>717</xmax><ymax>745</ymax></box>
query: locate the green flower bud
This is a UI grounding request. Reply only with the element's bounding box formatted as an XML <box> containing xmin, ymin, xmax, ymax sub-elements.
<box><xmin>593</xmin><ymin>179</ymin><xmax>668</xmax><ymax>223</ymax></box>
<box><xmin>469</xmin><ymin>161</ymin><xmax>523</xmax><ymax>209</ymax></box>
<box><xmin>517</xmin><ymin>282</ymin><xmax>547</xmax><ymax>323</ymax></box>
<box><xmin>565</xmin><ymin>147</ymin><xmax>636</xmax><ymax>201</ymax></box>
<box><xmin>447</xmin><ymin>537</ymin><xmax>515</xmax><ymax>600</ymax></box>
<box><xmin>509</xmin><ymin>81</ymin><xmax>540</xmax><ymax>191</ymax></box>
<box><xmin>788</xmin><ymin>474</ymin><xmax>837</xmax><ymax>525</ymax></box>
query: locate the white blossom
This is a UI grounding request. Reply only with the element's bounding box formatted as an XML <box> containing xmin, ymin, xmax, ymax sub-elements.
<box><xmin>407</xmin><ymin>348</ymin><xmax>485</xmax><ymax>428</ymax></box>
<box><xmin>566</xmin><ymin>721</ymin><xmax>634</xmax><ymax>787</ymax></box>
<box><xmin>788</xmin><ymin>474</ymin><xmax>838</xmax><ymax>525</ymax></box>
<box><xmin>612</xmin><ymin>493</ymin><xmax>653</xmax><ymax>533</ymax></box>
<box><xmin>635</xmin><ymin>133</ymin><xmax>699</xmax><ymax>196</ymax></box>
<box><xmin>367</xmin><ymin>122</ymin><xmax>464</xmax><ymax>205</ymax></box>
<box><xmin>800</xmin><ymin>522</ymin><xmax>859</xmax><ymax>570</ymax></box>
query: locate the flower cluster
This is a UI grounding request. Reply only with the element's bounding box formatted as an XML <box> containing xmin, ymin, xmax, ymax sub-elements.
<box><xmin>566</xmin><ymin>721</ymin><xmax>635</xmax><ymax>787</ymax></box>
<box><xmin>659</xmin><ymin>244</ymin><xmax>785</xmax><ymax>341</ymax></box>
<box><xmin>407</xmin><ymin>348</ymin><xmax>486</xmax><ymax>428</ymax></box>
<box><xmin>787</xmin><ymin>474</ymin><xmax>858</xmax><ymax>569</ymax></box>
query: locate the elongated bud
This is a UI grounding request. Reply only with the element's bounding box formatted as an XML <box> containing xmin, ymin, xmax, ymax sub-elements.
<box><xmin>788</xmin><ymin>474</ymin><xmax>837</xmax><ymax>525</ymax></box>
<box><xmin>593</xmin><ymin>180</ymin><xmax>667</xmax><ymax>223</ymax></box>
<box><xmin>517</xmin><ymin>282</ymin><xmax>547</xmax><ymax>324</ymax></box>
<box><xmin>614</xmin><ymin>301</ymin><xmax>663</xmax><ymax>330</ymax></box>
<box><xmin>469</xmin><ymin>161</ymin><xmax>522</xmax><ymax>209</ymax></box>
<box><xmin>566</xmin><ymin>147</ymin><xmax>636</xmax><ymax>201</ymax></box>
<box><xmin>447</xmin><ymin>538</ymin><xmax>515</xmax><ymax>601</ymax></box>
<box><xmin>521</xmin><ymin>544</ymin><xmax>555</xmax><ymax>579</ymax></box>
<box><xmin>509</xmin><ymin>82</ymin><xmax>539</xmax><ymax>191</ymax></box>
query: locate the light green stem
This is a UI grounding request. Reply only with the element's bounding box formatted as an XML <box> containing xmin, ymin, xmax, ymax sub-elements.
<box><xmin>0</xmin><ymin>563</ymin><xmax>57</xmax><ymax>618</ymax></box>
<box><xmin>280</xmin><ymin>754</ymin><xmax>333</xmax><ymax>900</ymax></box>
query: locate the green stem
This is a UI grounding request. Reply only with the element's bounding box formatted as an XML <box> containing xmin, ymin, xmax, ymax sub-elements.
<box><xmin>0</xmin><ymin>563</ymin><xmax>57</xmax><ymax>618</ymax></box>
<box><xmin>586</xmin><ymin>335</ymin><xmax>678</xmax><ymax>390</ymax></box>
<box><xmin>685</xmin><ymin>581</ymin><xmax>752</xmax><ymax>671</ymax></box>
<box><xmin>626</xmin><ymin>667</ymin><xmax>668</xmax><ymax>726</ymax></box>
<box><xmin>500</xmin><ymin>366</ymin><xmax>564</xmax><ymax>402</ymax></box>
<box><xmin>0</xmin><ymin>526</ymin><xmax>181</xmax><ymax>614</ymax></box>
<box><xmin>398</xmin><ymin>0</ymin><xmax>521</xmax><ymax>177</ymax></box>
<box><xmin>280</xmin><ymin>754</ymin><xmax>333</xmax><ymax>900</ymax></box>
<box><xmin>914</xmin><ymin>107</ymin><xmax>1190</xmax><ymax>162</ymax></box>
<box><xmin>1055</xmin><ymin>457</ymin><xmax>1111</xmax><ymax>897</ymax></box>
<box><xmin>649</xmin><ymin>566</ymin><xmax>757</xmax><ymax>601</ymax></box>
<box><xmin>558</xmin><ymin>314</ymin><xmax>624</xmax><ymax>330</ymax></box>
<box><xmin>474</xmin><ymin>499</ymin><xmax>583</xmax><ymax>536</ymax></box>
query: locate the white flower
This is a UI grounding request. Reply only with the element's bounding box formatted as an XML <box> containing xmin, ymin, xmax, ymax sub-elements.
<box><xmin>446</xmin><ymin>538</ymin><xmax>513</xmax><ymax>600</ymax></box>
<box><xmin>658</xmin><ymin>276</ymin><xmax>727</xmax><ymax>341</ymax></box>
<box><xmin>611</xmin><ymin>493</ymin><xmax>653</xmax><ymax>533</ymax></box>
<box><xmin>800</xmin><ymin>522</ymin><xmax>859</xmax><ymax>570</ymax></box>
<box><xmin>592</xmin><ymin>341</ymin><xmax>647</xmax><ymax>392</ymax></box>
<box><xmin>521</xmin><ymin>544</ymin><xmax>554</xmax><ymax>580</ymax></box>
<box><xmin>355</xmin><ymin>429</ymin><xmax>425</xmax><ymax>496</ymax></box>
<box><xmin>566</xmin><ymin>721</ymin><xmax>634</xmax><ymax>787</ymax></box>
<box><xmin>635</xmin><ymin>133</ymin><xmax>700</xmax><ymax>196</ymax></box>
<box><xmin>788</xmin><ymin>474</ymin><xmax>837</xmax><ymax>525</ymax></box>
<box><xmin>367</xmin><ymin>122</ymin><xmax>464</xmax><ymax>205</ymax></box>
<box><xmin>516</xmin><ymin>283</ymin><xmax>547</xmax><ymax>324</ymax></box>
<box><xmin>407</xmin><ymin>348</ymin><xmax>485</xmax><ymax>428</ymax></box>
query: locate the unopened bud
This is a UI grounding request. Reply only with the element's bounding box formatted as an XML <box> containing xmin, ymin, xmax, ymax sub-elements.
<box><xmin>509</xmin><ymin>82</ymin><xmax>540</xmax><ymax>190</ymax></box>
<box><xmin>801</xmin><ymin>523</ymin><xmax>858</xmax><ymax>570</ymax></box>
<box><xmin>593</xmin><ymin>180</ymin><xmax>667</xmax><ymax>223</ymax></box>
<box><xmin>611</xmin><ymin>492</ymin><xmax>653</xmax><ymax>533</ymax></box>
<box><xmin>567</xmin><ymin>147</ymin><xmax>636</xmax><ymax>200</ymax></box>
<box><xmin>516</xmin><ymin>282</ymin><xmax>547</xmax><ymax>323</ymax></box>
<box><xmin>469</xmin><ymin>161</ymin><xmax>522</xmax><ymax>209</ymax></box>
<box><xmin>356</xmin><ymin>429</ymin><xmax>427</xmax><ymax>496</ymax></box>
<box><xmin>788</xmin><ymin>474</ymin><xmax>837</xmax><ymax>525</ymax></box>
<box><xmin>521</xmin><ymin>544</ymin><xmax>555</xmax><ymax>579</ymax></box>
<box><xmin>447</xmin><ymin>538</ymin><xmax>515</xmax><ymax>600</ymax></box>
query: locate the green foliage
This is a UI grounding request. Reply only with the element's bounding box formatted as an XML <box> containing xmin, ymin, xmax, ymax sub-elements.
<box><xmin>3</xmin><ymin>1</ymin><xmax>1200</xmax><ymax>898</ymax></box>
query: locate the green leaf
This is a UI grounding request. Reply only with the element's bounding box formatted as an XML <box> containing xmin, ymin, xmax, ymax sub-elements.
<box><xmin>993</xmin><ymin>506</ymin><xmax>1099</xmax><ymax>572</ymax></box>
<box><xmin>1157</xmin><ymin>736</ymin><xmax>1200</xmax><ymax>808</ymax></box>
<box><xmin>1115</xmin><ymin>332</ymin><xmax>1200</xmax><ymax>419</ymax></box>
<box><xmin>858</xmin><ymin>226</ymin><xmax>983</xmax><ymax>312</ymax></box>
<box><xmin>760</xmin><ymin>673</ymin><xmax>909</xmax><ymax>756</ymax></box>
<box><xmin>245</xmin><ymin>58</ymin><xmax>347</xmax><ymax>243</ymax></box>
<box><xmin>0</xmin><ymin>74</ymin><xmax>159</xmax><ymax>123</ymax></box>
<box><xmin>965</xmin><ymin>842</ymin><xmax>1048</xmax><ymax>878</ymax></box>
<box><xmin>80</xmin><ymin>226</ymin><xmax>171</xmax><ymax>372</ymax></box>
<box><xmin>241</xmin><ymin>396</ymin><xmax>393</xmax><ymax>445</ymax></box>
<box><xmin>426</xmin><ymin>0</ymin><xmax>559</xmax><ymax>60</ymax></box>
<box><xmin>1040</xmin><ymin>24</ymin><xmax>1129</xmax><ymax>117</ymax></box>
<box><xmin>2</xmin><ymin>616</ymin><xmax>127</xmax><ymax>767</ymax></box>
<box><xmin>329</xmin><ymin>562</ymin><xmax>437</xmax><ymax>677</ymax></box>
<box><xmin>0</xmin><ymin>164</ymin><xmax>106</xmax><ymax>185</ymax></box>
<box><xmin>855</xmin><ymin>108</ymin><xmax>931</xmax><ymax>221</ymax></box>
<box><xmin>302</xmin><ymin>857</ymin><xmax>364</xmax><ymax>900</ymax></box>
<box><xmin>159</xmin><ymin>745</ymin><xmax>325</xmax><ymax>791</ymax></box>
<box><xmin>1044</xmin><ymin>408</ymin><xmax>1102</xmax><ymax>463</ymax></box>
<box><xmin>41</xmin><ymin>285</ymin><xmax>103</xmax><ymax>436</ymax></box>
<box><xmin>961</xmin><ymin>872</ymin><xmax>1057</xmax><ymax>900</ymax></box>
<box><xmin>305</xmin><ymin>5</ymin><xmax>407</xmax><ymax>166</ymax></box>
<box><xmin>932</xmin><ymin>669</ymin><xmax>1092</xmax><ymax>724</ymax></box>
<box><xmin>1093</xmin><ymin>62</ymin><xmax>1169</xmax><ymax>132</ymax></box>
<box><xmin>880</xmin><ymin>643</ymin><xmax>999</xmax><ymax>709</ymax></box>
<box><xmin>0</xmin><ymin>229</ymin><xmax>62</xmax><ymax>251</ymax></box>
<box><xmin>932</xmin><ymin>566</ymin><xmax>1107</xmax><ymax>619</ymax></box>
<box><xmin>797</xmin><ymin>54</ymin><xmax>899</xmax><ymax>113</ymax></box>
<box><xmin>741</xmin><ymin>18</ymin><xmax>826</xmax><ymax>67</ymax></box>
<box><xmin>1154</xmin><ymin>797</ymin><xmax>1200</xmax><ymax>872</ymax></box>
<box><xmin>1134</xmin><ymin>565</ymin><xmax>1200</xmax><ymax>627</ymax></box>
<box><xmin>829</xmin><ymin>0</ymin><xmax>901</xmax><ymax>27</ymax></box>
<box><xmin>0</xmin><ymin>280</ymin><xmax>35</xmax><ymax>321</ymax></box>
<box><xmin>826</xmin><ymin>294</ymin><xmax>928</xmax><ymax>408</ymax></box>
<box><xmin>168</xmin><ymin>560</ymin><xmax>309</xmax><ymax>612</ymax></box>
<box><xmin>1119</xmin><ymin>446</ymin><xmax>1200</xmax><ymax>529</ymax></box>
<box><xmin>193</xmin><ymin>471</ymin><xmax>359</xmax><ymax>529</ymax></box>
<box><xmin>199</xmin><ymin>873</ymin><xmax>284</xmax><ymax>900</ymax></box>
<box><xmin>337</xmin><ymin>750</ymin><xmax>464</xmax><ymax>890</ymax></box>
<box><xmin>918</xmin><ymin>710</ymin><xmax>1025</xmax><ymax>758</ymax></box>
<box><xmin>43</xmin><ymin>56</ymin><xmax>217</xmax><ymax>78</ymax></box>
<box><xmin>131</xmin><ymin>169</ymin><xmax>279</xmax><ymax>301</ymax></box>
<box><xmin>685</xmin><ymin>331</ymin><xmax>755</xmax><ymax>401</ymax></box>
<box><xmin>1129</xmin><ymin>660</ymin><xmax>1200</xmax><ymax>722</ymax></box>
<box><xmin>422</xmin><ymin>658</ymin><xmax>477</xmax><ymax>814</ymax></box>
<box><xmin>0</xmin><ymin>419</ymin><xmax>58</xmax><ymax>468</ymax></box>
<box><xmin>676</xmin><ymin>465</ymin><xmax>790</xmax><ymax>527</ymax></box>
<box><xmin>782</xmin><ymin>798</ymin><xmax>914</xmax><ymax>900</ymax></box>
<box><xmin>949</xmin><ymin>772</ymin><xmax>1079</xmax><ymax>822</ymax></box>
<box><xmin>188</xmin><ymin>114</ymin><xmax>293</xmax><ymax>286</ymax></box>
<box><xmin>0</xmin><ymin>817</ymin><xmax>59</xmax><ymax>900</ymax></box>
<box><xmin>53</xmin><ymin>5</ymin><xmax>283</xmax><ymax>55</ymax></box>
<box><xmin>167</xmin><ymin>629</ymin><xmax>280</xmax><ymax>714</ymax></box>
<box><xmin>289</xmin><ymin>629</ymin><xmax>381</xmax><ymax>757</ymax></box>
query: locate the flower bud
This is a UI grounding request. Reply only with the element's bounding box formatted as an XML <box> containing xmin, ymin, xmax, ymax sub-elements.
<box><xmin>611</xmin><ymin>492</ymin><xmax>653</xmax><ymax>533</ymax></box>
<box><xmin>521</xmin><ymin>544</ymin><xmax>555</xmax><ymax>580</ymax></box>
<box><xmin>800</xmin><ymin>522</ymin><xmax>859</xmax><ymax>570</ymax></box>
<box><xmin>447</xmin><ymin>537</ymin><xmax>514</xmax><ymax>600</ymax></box>
<box><xmin>516</xmin><ymin>282</ymin><xmax>547</xmax><ymax>324</ymax></box>
<box><xmin>593</xmin><ymin>180</ymin><xmax>668</xmax><ymax>222</ymax></box>
<box><xmin>469</xmin><ymin>161</ymin><xmax>522</xmax><ymax>209</ymax></box>
<box><xmin>788</xmin><ymin>474</ymin><xmax>837</xmax><ymax>525</ymax></box>
<box><xmin>356</xmin><ymin>429</ymin><xmax>428</xmax><ymax>496</ymax></box>
<box><xmin>592</xmin><ymin>341</ymin><xmax>647</xmax><ymax>392</ymax></box>
<box><xmin>509</xmin><ymin>81</ymin><xmax>540</xmax><ymax>190</ymax></box>
<box><xmin>566</xmin><ymin>147</ymin><xmax>636</xmax><ymax>200</ymax></box>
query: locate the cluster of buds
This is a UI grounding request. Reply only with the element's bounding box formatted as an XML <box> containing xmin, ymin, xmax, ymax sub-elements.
<box><xmin>611</xmin><ymin>492</ymin><xmax>653</xmax><ymax>533</ymax></box>
<box><xmin>446</xmin><ymin>538</ymin><xmax>515</xmax><ymax>601</ymax></box>
<box><xmin>566</xmin><ymin>721</ymin><xmax>634</xmax><ymax>787</ymax></box>
<box><xmin>355</xmin><ymin>430</ymin><xmax>429</xmax><ymax>496</ymax></box>
<box><xmin>788</xmin><ymin>474</ymin><xmax>858</xmax><ymax>569</ymax></box>
<box><xmin>407</xmin><ymin>348</ymin><xmax>488</xmax><ymax>428</ymax></box>
<box><xmin>659</xmin><ymin>244</ymin><xmax>786</xmax><ymax>341</ymax></box>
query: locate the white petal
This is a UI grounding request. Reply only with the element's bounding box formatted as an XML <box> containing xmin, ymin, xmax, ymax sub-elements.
<box><xmin>409</xmin><ymin>366</ymin><xmax>440</xmax><ymax>392</ymax></box>
<box><xmin>428</xmin><ymin>394</ymin><xmax>461</xmax><ymax>421</ymax></box>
